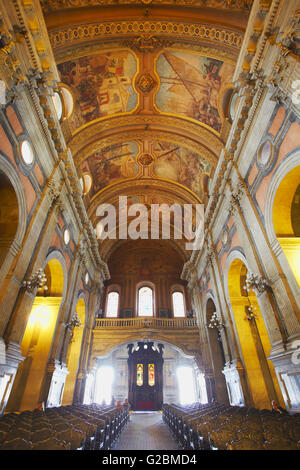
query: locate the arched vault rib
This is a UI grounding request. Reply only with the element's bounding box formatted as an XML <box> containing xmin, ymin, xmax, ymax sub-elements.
<box><xmin>87</xmin><ymin>177</ymin><xmax>202</xmax><ymax>217</ymax></box>
<box><xmin>70</xmin><ymin>114</ymin><xmax>223</xmax><ymax>169</ymax></box>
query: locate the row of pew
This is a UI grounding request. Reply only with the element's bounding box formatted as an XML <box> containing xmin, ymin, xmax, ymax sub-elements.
<box><xmin>0</xmin><ymin>403</ymin><xmax>129</xmax><ymax>450</ymax></box>
<box><xmin>162</xmin><ymin>402</ymin><xmax>300</xmax><ymax>450</ymax></box>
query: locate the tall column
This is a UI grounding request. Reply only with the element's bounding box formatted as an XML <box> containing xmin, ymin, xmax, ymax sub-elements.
<box><xmin>205</xmin><ymin>235</ymin><xmax>250</xmax><ymax>406</ymax></box>
<box><xmin>74</xmin><ymin>277</ymin><xmax>104</xmax><ymax>404</ymax></box>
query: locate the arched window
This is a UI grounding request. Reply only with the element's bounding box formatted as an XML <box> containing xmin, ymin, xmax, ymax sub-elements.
<box><xmin>138</xmin><ymin>286</ymin><xmax>154</xmax><ymax>316</ymax></box>
<box><xmin>172</xmin><ymin>291</ymin><xmax>185</xmax><ymax>317</ymax></box>
<box><xmin>106</xmin><ymin>291</ymin><xmax>119</xmax><ymax>317</ymax></box>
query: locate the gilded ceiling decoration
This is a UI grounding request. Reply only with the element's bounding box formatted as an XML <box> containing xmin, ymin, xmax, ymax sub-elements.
<box><xmin>39</xmin><ymin>0</ymin><xmax>251</xmax><ymax>256</ymax></box>
<box><xmin>48</xmin><ymin>22</ymin><xmax>243</xmax><ymax>53</ymax></box>
<box><xmin>80</xmin><ymin>142</ymin><xmax>140</xmax><ymax>197</ymax></box>
<box><xmin>155</xmin><ymin>50</ymin><xmax>234</xmax><ymax>133</ymax></box>
<box><xmin>57</xmin><ymin>51</ymin><xmax>138</xmax><ymax>133</ymax></box>
<box><xmin>41</xmin><ymin>0</ymin><xmax>253</xmax><ymax>14</ymax></box>
<box><xmin>80</xmin><ymin>139</ymin><xmax>211</xmax><ymax>199</ymax></box>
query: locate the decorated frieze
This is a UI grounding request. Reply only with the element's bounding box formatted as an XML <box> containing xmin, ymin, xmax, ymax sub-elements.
<box><xmin>41</xmin><ymin>0</ymin><xmax>253</xmax><ymax>14</ymax></box>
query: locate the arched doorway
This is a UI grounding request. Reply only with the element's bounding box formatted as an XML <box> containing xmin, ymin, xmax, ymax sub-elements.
<box><xmin>228</xmin><ymin>257</ymin><xmax>284</xmax><ymax>409</ymax></box>
<box><xmin>6</xmin><ymin>258</ymin><xmax>64</xmax><ymax>411</ymax></box>
<box><xmin>273</xmin><ymin>165</ymin><xmax>300</xmax><ymax>287</ymax></box>
<box><xmin>206</xmin><ymin>298</ymin><xmax>228</xmax><ymax>404</ymax></box>
<box><xmin>0</xmin><ymin>171</ymin><xmax>19</xmax><ymax>269</ymax></box>
<box><xmin>127</xmin><ymin>342</ymin><xmax>164</xmax><ymax>411</ymax></box>
<box><xmin>62</xmin><ymin>296</ymin><xmax>86</xmax><ymax>405</ymax></box>
<box><xmin>89</xmin><ymin>340</ymin><xmax>203</xmax><ymax>409</ymax></box>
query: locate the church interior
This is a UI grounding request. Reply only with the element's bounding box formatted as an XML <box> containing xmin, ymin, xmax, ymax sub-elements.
<box><xmin>0</xmin><ymin>0</ymin><xmax>300</xmax><ymax>452</ymax></box>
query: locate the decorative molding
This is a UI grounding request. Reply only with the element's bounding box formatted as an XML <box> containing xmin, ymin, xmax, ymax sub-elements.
<box><xmin>48</xmin><ymin>21</ymin><xmax>243</xmax><ymax>53</ymax></box>
<box><xmin>123</xmin><ymin>35</ymin><xmax>174</xmax><ymax>53</ymax></box>
<box><xmin>41</xmin><ymin>0</ymin><xmax>253</xmax><ymax>14</ymax></box>
<box><xmin>70</xmin><ymin>115</ymin><xmax>222</xmax><ymax>168</ymax></box>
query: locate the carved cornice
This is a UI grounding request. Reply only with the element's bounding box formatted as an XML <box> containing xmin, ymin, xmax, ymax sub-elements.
<box><xmin>48</xmin><ymin>20</ymin><xmax>243</xmax><ymax>54</ymax></box>
<box><xmin>41</xmin><ymin>0</ymin><xmax>253</xmax><ymax>14</ymax></box>
<box><xmin>54</xmin><ymin>39</ymin><xmax>238</xmax><ymax>66</ymax></box>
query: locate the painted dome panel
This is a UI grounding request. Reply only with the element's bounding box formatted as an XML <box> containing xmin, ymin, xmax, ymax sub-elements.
<box><xmin>58</xmin><ymin>51</ymin><xmax>138</xmax><ymax>133</ymax></box>
<box><xmin>80</xmin><ymin>141</ymin><xmax>140</xmax><ymax>197</ymax></box>
<box><xmin>152</xmin><ymin>141</ymin><xmax>211</xmax><ymax>198</ymax></box>
<box><xmin>155</xmin><ymin>50</ymin><xmax>234</xmax><ymax>133</ymax></box>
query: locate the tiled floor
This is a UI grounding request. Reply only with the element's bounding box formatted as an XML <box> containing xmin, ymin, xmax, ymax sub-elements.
<box><xmin>114</xmin><ymin>412</ymin><xmax>179</xmax><ymax>450</ymax></box>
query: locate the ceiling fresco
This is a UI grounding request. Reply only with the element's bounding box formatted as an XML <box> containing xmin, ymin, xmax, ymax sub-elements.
<box><xmin>152</xmin><ymin>141</ymin><xmax>211</xmax><ymax>199</ymax></box>
<box><xmin>58</xmin><ymin>51</ymin><xmax>138</xmax><ymax>133</ymax></box>
<box><xmin>155</xmin><ymin>51</ymin><xmax>234</xmax><ymax>133</ymax></box>
<box><xmin>42</xmin><ymin>2</ymin><xmax>251</xmax><ymax>257</ymax></box>
<box><xmin>79</xmin><ymin>139</ymin><xmax>211</xmax><ymax>200</ymax></box>
<box><xmin>80</xmin><ymin>141</ymin><xmax>140</xmax><ymax>198</ymax></box>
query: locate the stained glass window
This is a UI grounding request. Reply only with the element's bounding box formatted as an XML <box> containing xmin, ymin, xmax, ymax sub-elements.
<box><xmin>172</xmin><ymin>291</ymin><xmax>185</xmax><ymax>317</ymax></box>
<box><xmin>138</xmin><ymin>286</ymin><xmax>153</xmax><ymax>316</ymax></box>
<box><xmin>148</xmin><ymin>364</ymin><xmax>155</xmax><ymax>386</ymax></box>
<box><xmin>137</xmin><ymin>364</ymin><xmax>143</xmax><ymax>386</ymax></box>
<box><xmin>106</xmin><ymin>291</ymin><xmax>119</xmax><ymax>317</ymax></box>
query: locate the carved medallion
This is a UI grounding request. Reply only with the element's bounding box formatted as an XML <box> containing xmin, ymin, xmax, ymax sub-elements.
<box><xmin>137</xmin><ymin>153</ymin><xmax>154</xmax><ymax>166</ymax></box>
<box><xmin>136</xmin><ymin>72</ymin><xmax>157</xmax><ymax>94</ymax></box>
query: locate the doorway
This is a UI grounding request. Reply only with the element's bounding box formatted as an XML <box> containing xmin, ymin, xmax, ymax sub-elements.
<box><xmin>127</xmin><ymin>342</ymin><xmax>164</xmax><ymax>411</ymax></box>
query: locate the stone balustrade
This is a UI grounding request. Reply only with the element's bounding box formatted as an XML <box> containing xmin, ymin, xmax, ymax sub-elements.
<box><xmin>94</xmin><ymin>317</ymin><xmax>198</xmax><ymax>329</ymax></box>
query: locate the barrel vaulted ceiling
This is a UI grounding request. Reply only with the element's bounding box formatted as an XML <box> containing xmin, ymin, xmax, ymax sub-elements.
<box><xmin>40</xmin><ymin>0</ymin><xmax>253</xmax><ymax>261</ymax></box>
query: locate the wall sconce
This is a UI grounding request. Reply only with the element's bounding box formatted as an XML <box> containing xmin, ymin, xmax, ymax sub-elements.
<box><xmin>22</xmin><ymin>268</ymin><xmax>47</xmax><ymax>293</ymax></box>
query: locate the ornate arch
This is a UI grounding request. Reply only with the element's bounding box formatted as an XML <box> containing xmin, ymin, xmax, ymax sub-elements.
<box><xmin>0</xmin><ymin>153</ymin><xmax>28</xmax><ymax>257</ymax></box>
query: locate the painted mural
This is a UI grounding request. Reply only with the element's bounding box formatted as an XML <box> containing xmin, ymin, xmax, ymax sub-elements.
<box><xmin>58</xmin><ymin>51</ymin><xmax>138</xmax><ymax>132</ymax></box>
<box><xmin>155</xmin><ymin>50</ymin><xmax>234</xmax><ymax>133</ymax></box>
<box><xmin>81</xmin><ymin>142</ymin><xmax>139</xmax><ymax>197</ymax></box>
<box><xmin>152</xmin><ymin>141</ymin><xmax>211</xmax><ymax>198</ymax></box>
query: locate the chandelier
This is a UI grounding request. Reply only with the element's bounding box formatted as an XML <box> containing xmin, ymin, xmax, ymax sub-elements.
<box><xmin>244</xmin><ymin>273</ymin><xmax>269</xmax><ymax>294</ymax></box>
<box><xmin>22</xmin><ymin>268</ymin><xmax>47</xmax><ymax>293</ymax></box>
<box><xmin>208</xmin><ymin>311</ymin><xmax>224</xmax><ymax>331</ymax></box>
<box><xmin>245</xmin><ymin>304</ymin><xmax>260</xmax><ymax>322</ymax></box>
<box><xmin>66</xmin><ymin>312</ymin><xmax>82</xmax><ymax>341</ymax></box>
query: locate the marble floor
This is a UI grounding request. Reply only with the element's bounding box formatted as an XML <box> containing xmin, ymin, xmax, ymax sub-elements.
<box><xmin>113</xmin><ymin>412</ymin><xmax>179</xmax><ymax>450</ymax></box>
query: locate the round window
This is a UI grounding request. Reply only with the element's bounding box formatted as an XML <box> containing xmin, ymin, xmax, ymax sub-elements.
<box><xmin>257</xmin><ymin>139</ymin><xmax>274</xmax><ymax>169</ymax></box>
<box><xmin>83</xmin><ymin>174</ymin><xmax>92</xmax><ymax>194</ymax></box>
<box><xmin>221</xmin><ymin>230</ymin><xmax>229</xmax><ymax>246</ymax></box>
<box><xmin>64</xmin><ymin>228</ymin><xmax>70</xmax><ymax>245</ymax></box>
<box><xmin>60</xmin><ymin>86</ymin><xmax>74</xmax><ymax>118</ymax></box>
<box><xmin>20</xmin><ymin>140</ymin><xmax>34</xmax><ymax>165</ymax></box>
<box><xmin>52</xmin><ymin>92</ymin><xmax>63</xmax><ymax>120</ymax></box>
<box><xmin>229</xmin><ymin>92</ymin><xmax>238</xmax><ymax>122</ymax></box>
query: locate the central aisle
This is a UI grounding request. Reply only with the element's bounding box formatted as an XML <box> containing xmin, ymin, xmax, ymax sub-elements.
<box><xmin>114</xmin><ymin>412</ymin><xmax>179</xmax><ymax>450</ymax></box>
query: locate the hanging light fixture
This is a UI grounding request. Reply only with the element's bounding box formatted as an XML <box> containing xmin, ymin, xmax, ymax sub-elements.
<box><xmin>208</xmin><ymin>311</ymin><xmax>224</xmax><ymax>331</ymax></box>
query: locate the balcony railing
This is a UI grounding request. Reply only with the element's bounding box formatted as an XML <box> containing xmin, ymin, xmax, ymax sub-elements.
<box><xmin>94</xmin><ymin>317</ymin><xmax>198</xmax><ymax>329</ymax></box>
